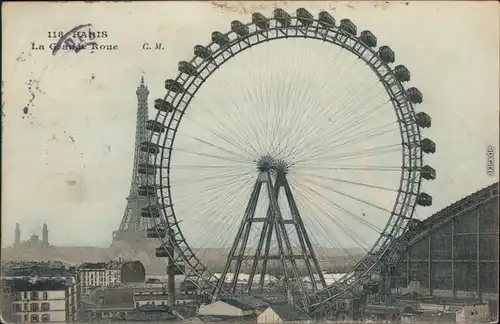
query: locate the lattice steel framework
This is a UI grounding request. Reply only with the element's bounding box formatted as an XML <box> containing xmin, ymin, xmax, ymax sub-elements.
<box><xmin>138</xmin><ymin>8</ymin><xmax>437</xmax><ymax>312</ymax></box>
<box><xmin>388</xmin><ymin>182</ymin><xmax>499</xmax><ymax>302</ymax></box>
<box><xmin>213</xmin><ymin>158</ymin><xmax>327</xmax><ymax>302</ymax></box>
<box><xmin>114</xmin><ymin>77</ymin><xmax>157</xmax><ymax>241</ymax></box>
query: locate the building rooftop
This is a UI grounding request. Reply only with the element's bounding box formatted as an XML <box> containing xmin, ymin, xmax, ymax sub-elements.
<box><xmin>79</xmin><ymin>261</ymin><xmax>123</xmax><ymax>270</ymax></box>
<box><xmin>132</xmin><ymin>293</ymin><xmax>199</xmax><ymax>301</ymax></box>
<box><xmin>177</xmin><ymin>294</ymin><xmax>200</xmax><ymax>301</ymax></box>
<box><xmin>134</xmin><ymin>294</ymin><xmax>169</xmax><ymax>301</ymax></box>
<box><xmin>267</xmin><ymin>304</ymin><xmax>312</xmax><ymax>321</ymax></box>
<box><xmin>79</xmin><ymin>262</ymin><xmax>107</xmax><ymax>270</ymax></box>
<box><xmin>408</xmin><ymin>182</ymin><xmax>498</xmax><ymax>235</ymax></box>
<box><xmin>236</xmin><ymin>295</ymin><xmax>269</xmax><ymax>310</ymax></box>
<box><xmin>1</xmin><ymin>261</ymin><xmax>66</xmax><ymax>268</ymax></box>
<box><xmin>3</xmin><ymin>266</ymin><xmax>74</xmax><ymax>278</ymax></box>
<box><xmin>94</xmin><ymin>283</ymin><xmax>174</xmax><ymax>294</ymax></box>
<box><xmin>194</xmin><ymin>315</ymin><xmax>257</xmax><ymax>323</ymax></box>
<box><xmin>220</xmin><ymin>298</ymin><xmax>254</xmax><ymax>311</ymax></box>
<box><xmin>123</xmin><ymin>310</ymin><xmax>177</xmax><ymax>321</ymax></box>
<box><xmin>82</xmin><ymin>303</ymin><xmax>134</xmax><ymax>311</ymax></box>
<box><xmin>137</xmin><ymin>304</ymin><xmax>171</xmax><ymax>312</ymax></box>
<box><xmin>10</xmin><ymin>279</ymin><xmax>69</xmax><ymax>292</ymax></box>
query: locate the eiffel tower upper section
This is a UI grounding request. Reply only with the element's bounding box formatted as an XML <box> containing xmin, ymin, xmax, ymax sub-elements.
<box><xmin>113</xmin><ymin>77</ymin><xmax>158</xmax><ymax>242</ymax></box>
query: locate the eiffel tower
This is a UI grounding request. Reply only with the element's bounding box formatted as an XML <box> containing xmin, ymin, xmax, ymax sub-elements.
<box><xmin>111</xmin><ymin>76</ymin><xmax>158</xmax><ymax>246</ymax></box>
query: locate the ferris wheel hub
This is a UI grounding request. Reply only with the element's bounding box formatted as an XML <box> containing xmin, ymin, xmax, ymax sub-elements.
<box><xmin>272</xmin><ymin>158</ymin><xmax>289</xmax><ymax>174</ymax></box>
<box><xmin>256</xmin><ymin>154</ymin><xmax>275</xmax><ymax>171</ymax></box>
<box><xmin>255</xmin><ymin>155</ymin><xmax>290</xmax><ymax>174</ymax></box>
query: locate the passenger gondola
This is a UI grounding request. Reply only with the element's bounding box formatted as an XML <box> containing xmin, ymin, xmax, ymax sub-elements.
<box><xmin>273</xmin><ymin>8</ymin><xmax>291</xmax><ymax>27</ymax></box>
<box><xmin>154</xmin><ymin>99</ymin><xmax>174</xmax><ymax>113</ymax></box>
<box><xmin>378</xmin><ymin>46</ymin><xmax>395</xmax><ymax>64</ymax></box>
<box><xmin>339</xmin><ymin>19</ymin><xmax>357</xmax><ymax>35</ymax></box>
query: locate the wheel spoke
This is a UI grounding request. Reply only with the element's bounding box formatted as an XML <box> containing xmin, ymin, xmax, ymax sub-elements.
<box><xmin>148</xmin><ymin>10</ymin><xmax>427</xmax><ymax>309</ymax></box>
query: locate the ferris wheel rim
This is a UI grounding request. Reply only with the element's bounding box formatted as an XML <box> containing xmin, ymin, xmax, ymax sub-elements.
<box><xmin>148</xmin><ymin>12</ymin><xmax>423</xmax><ymax>307</ymax></box>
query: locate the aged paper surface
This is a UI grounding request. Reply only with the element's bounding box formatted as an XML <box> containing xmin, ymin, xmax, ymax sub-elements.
<box><xmin>1</xmin><ymin>1</ymin><xmax>499</xmax><ymax>322</ymax></box>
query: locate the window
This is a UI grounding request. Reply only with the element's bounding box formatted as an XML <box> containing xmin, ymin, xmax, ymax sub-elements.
<box><xmin>23</xmin><ymin>292</ymin><xmax>28</xmax><ymax>299</ymax></box>
<box><xmin>30</xmin><ymin>314</ymin><xmax>39</xmax><ymax>323</ymax></box>
<box><xmin>41</xmin><ymin>303</ymin><xmax>50</xmax><ymax>311</ymax></box>
<box><xmin>30</xmin><ymin>303</ymin><xmax>39</xmax><ymax>312</ymax></box>
<box><xmin>337</xmin><ymin>300</ymin><xmax>347</xmax><ymax>311</ymax></box>
<box><xmin>13</xmin><ymin>303</ymin><xmax>22</xmax><ymax>312</ymax></box>
<box><xmin>135</xmin><ymin>302</ymin><xmax>139</xmax><ymax>308</ymax></box>
<box><xmin>42</xmin><ymin>292</ymin><xmax>48</xmax><ymax>300</ymax></box>
<box><xmin>15</xmin><ymin>292</ymin><xmax>22</xmax><ymax>301</ymax></box>
<box><xmin>24</xmin><ymin>314</ymin><xmax>28</xmax><ymax>322</ymax></box>
<box><xmin>23</xmin><ymin>303</ymin><xmax>28</xmax><ymax>311</ymax></box>
<box><xmin>41</xmin><ymin>314</ymin><xmax>50</xmax><ymax>323</ymax></box>
<box><xmin>30</xmin><ymin>292</ymin><xmax>38</xmax><ymax>300</ymax></box>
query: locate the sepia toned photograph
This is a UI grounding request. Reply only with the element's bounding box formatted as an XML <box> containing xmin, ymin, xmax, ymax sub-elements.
<box><xmin>1</xmin><ymin>1</ymin><xmax>499</xmax><ymax>323</ymax></box>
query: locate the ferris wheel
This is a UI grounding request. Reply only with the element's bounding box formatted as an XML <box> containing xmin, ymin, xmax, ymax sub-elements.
<box><xmin>139</xmin><ymin>8</ymin><xmax>436</xmax><ymax>312</ymax></box>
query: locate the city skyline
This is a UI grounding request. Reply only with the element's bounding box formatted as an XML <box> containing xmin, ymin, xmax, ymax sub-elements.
<box><xmin>2</xmin><ymin>1</ymin><xmax>499</xmax><ymax>248</ymax></box>
<box><xmin>1</xmin><ymin>3</ymin><xmax>499</xmax><ymax>323</ymax></box>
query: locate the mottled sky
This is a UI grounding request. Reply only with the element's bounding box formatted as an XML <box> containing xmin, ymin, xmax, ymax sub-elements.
<box><xmin>2</xmin><ymin>1</ymin><xmax>499</xmax><ymax>248</ymax></box>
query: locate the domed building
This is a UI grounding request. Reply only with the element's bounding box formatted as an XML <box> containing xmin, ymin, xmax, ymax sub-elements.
<box><xmin>3</xmin><ymin>223</ymin><xmax>68</xmax><ymax>263</ymax></box>
<box><xmin>13</xmin><ymin>223</ymin><xmax>50</xmax><ymax>248</ymax></box>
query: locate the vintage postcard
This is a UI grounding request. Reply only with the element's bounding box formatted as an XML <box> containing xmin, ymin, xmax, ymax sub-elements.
<box><xmin>1</xmin><ymin>1</ymin><xmax>498</xmax><ymax>323</ymax></box>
